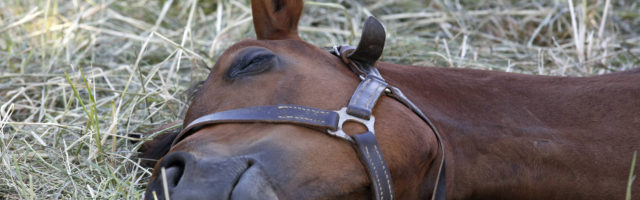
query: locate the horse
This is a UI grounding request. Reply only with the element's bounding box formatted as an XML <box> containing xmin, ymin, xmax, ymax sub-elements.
<box><xmin>138</xmin><ymin>0</ymin><xmax>640</xmax><ymax>199</ymax></box>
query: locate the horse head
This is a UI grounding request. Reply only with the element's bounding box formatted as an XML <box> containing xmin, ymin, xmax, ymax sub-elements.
<box><xmin>140</xmin><ymin>0</ymin><xmax>442</xmax><ymax>199</ymax></box>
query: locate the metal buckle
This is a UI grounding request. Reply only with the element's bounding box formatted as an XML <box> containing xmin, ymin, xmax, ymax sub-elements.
<box><xmin>330</xmin><ymin>45</ymin><xmax>341</xmax><ymax>56</ymax></box>
<box><xmin>327</xmin><ymin>107</ymin><xmax>375</xmax><ymax>143</ymax></box>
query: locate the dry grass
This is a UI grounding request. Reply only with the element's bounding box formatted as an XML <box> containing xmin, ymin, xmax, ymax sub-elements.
<box><xmin>0</xmin><ymin>0</ymin><xmax>638</xmax><ymax>199</ymax></box>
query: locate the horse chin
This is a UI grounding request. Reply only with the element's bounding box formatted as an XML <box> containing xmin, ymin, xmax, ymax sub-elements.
<box><xmin>230</xmin><ymin>165</ymin><xmax>278</xmax><ymax>200</ymax></box>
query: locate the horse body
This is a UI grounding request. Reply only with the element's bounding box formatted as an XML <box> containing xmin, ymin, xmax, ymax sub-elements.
<box><xmin>139</xmin><ymin>0</ymin><xmax>640</xmax><ymax>199</ymax></box>
<box><xmin>379</xmin><ymin>63</ymin><xmax>640</xmax><ymax>199</ymax></box>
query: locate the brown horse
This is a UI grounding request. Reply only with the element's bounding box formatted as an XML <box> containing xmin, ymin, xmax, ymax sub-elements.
<box><xmin>139</xmin><ymin>0</ymin><xmax>640</xmax><ymax>199</ymax></box>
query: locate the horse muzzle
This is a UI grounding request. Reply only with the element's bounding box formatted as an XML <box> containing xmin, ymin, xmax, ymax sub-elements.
<box><xmin>145</xmin><ymin>151</ymin><xmax>278</xmax><ymax>200</ymax></box>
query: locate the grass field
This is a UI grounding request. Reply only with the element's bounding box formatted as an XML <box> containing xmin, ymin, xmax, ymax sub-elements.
<box><xmin>1</xmin><ymin>0</ymin><xmax>638</xmax><ymax>199</ymax></box>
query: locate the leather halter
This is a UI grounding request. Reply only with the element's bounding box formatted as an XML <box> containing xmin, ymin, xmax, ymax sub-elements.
<box><xmin>171</xmin><ymin>17</ymin><xmax>446</xmax><ymax>200</ymax></box>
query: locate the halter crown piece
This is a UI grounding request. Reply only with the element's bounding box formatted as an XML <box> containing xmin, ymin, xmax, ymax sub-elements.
<box><xmin>173</xmin><ymin>16</ymin><xmax>446</xmax><ymax>200</ymax></box>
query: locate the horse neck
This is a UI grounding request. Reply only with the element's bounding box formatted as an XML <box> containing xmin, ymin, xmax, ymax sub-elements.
<box><xmin>377</xmin><ymin>63</ymin><xmax>640</xmax><ymax>199</ymax></box>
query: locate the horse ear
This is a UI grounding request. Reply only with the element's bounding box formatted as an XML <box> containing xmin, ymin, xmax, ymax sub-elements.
<box><xmin>138</xmin><ymin>131</ymin><xmax>179</xmax><ymax>168</ymax></box>
<box><xmin>251</xmin><ymin>0</ymin><xmax>303</xmax><ymax>40</ymax></box>
<box><xmin>134</xmin><ymin>121</ymin><xmax>182</xmax><ymax>168</ymax></box>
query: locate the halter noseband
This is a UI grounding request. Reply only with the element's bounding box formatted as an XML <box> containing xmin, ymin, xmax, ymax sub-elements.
<box><xmin>170</xmin><ymin>17</ymin><xmax>446</xmax><ymax>200</ymax></box>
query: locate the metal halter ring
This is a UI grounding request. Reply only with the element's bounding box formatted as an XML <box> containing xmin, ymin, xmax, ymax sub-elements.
<box><xmin>327</xmin><ymin>107</ymin><xmax>376</xmax><ymax>143</ymax></box>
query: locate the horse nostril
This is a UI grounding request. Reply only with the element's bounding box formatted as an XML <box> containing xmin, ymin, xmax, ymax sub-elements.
<box><xmin>163</xmin><ymin>165</ymin><xmax>184</xmax><ymax>186</ymax></box>
<box><xmin>158</xmin><ymin>151</ymin><xmax>194</xmax><ymax>187</ymax></box>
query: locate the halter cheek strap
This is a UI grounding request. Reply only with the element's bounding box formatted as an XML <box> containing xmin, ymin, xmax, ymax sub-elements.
<box><xmin>332</xmin><ymin>16</ymin><xmax>446</xmax><ymax>200</ymax></box>
<box><xmin>345</xmin><ymin>76</ymin><xmax>395</xmax><ymax>199</ymax></box>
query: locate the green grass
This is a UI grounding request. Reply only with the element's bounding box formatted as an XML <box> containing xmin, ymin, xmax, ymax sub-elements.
<box><xmin>628</xmin><ymin>151</ymin><xmax>637</xmax><ymax>200</ymax></box>
<box><xmin>0</xmin><ymin>0</ymin><xmax>638</xmax><ymax>199</ymax></box>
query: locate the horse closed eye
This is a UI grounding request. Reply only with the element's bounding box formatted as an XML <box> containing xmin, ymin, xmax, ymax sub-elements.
<box><xmin>226</xmin><ymin>49</ymin><xmax>277</xmax><ymax>79</ymax></box>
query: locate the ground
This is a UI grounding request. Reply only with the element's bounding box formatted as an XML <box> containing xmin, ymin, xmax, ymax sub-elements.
<box><xmin>0</xmin><ymin>0</ymin><xmax>638</xmax><ymax>199</ymax></box>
